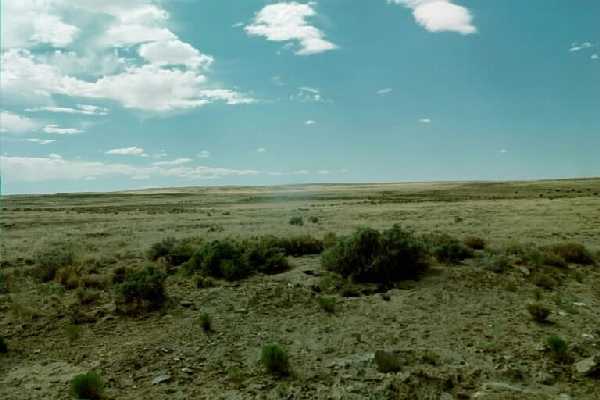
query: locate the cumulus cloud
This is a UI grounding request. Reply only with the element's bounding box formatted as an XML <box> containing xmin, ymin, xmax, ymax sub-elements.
<box><xmin>139</xmin><ymin>40</ymin><xmax>214</xmax><ymax>70</ymax></box>
<box><xmin>1</xmin><ymin>0</ymin><xmax>79</xmax><ymax>48</ymax></box>
<box><xmin>592</xmin><ymin>54</ymin><xmax>599</xmax><ymax>60</ymax></box>
<box><xmin>0</xmin><ymin>111</ymin><xmax>40</xmax><ymax>133</ymax></box>
<box><xmin>245</xmin><ymin>2</ymin><xmax>337</xmax><ymax>55</ymax></box>
<box><xmin>0</xmin><ymin>2</ymin><xmax>253</xmax><ymax>113</ymax></box>
<box><xmin>256</xmin><ymin>147</ymin><xmax>267</xmax><ymax>153</ymax></box>
<box><xmin>0</xmin><ymin>155</ymin><xmax>259</xmax><ymax>183</ymax></box>
<box><xmin>305</xmin><ymin>120</ymin><xmax>316</xmax><ymax>125</ymax></box>
<box><xmin>43</xmin><ymin>124</ymin><xmax>83</xmax><ymax>135</ymax></box>
<box><xmin>105</xmin><ymin>146</ymin><xmax>146</xmax><ymax>156</ymax></box>
<box><xmin>26</xmin><ymin>104</ymin><xmax>109</xmax><ymax>116</ymax></box>
<box><xmin>418</xmin><ymin>118</ymin><xmax>431</xmax><ymax>123</ymax></box>
<box><xmin>1</xmin><ymin>50</ymin><xmax>254</xmax><ymax>112</ymax></box>
<box><xmin>197</xmin><ymin>150</ymin><xmax>211</xmax><ymax>158</ymax></box>
<box><xmin>388</xmin><ymin>0</ymin><xmax>476</xmax><ymax>35</ymax></box>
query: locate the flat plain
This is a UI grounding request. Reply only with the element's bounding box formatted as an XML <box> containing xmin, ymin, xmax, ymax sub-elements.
<box><xmin>1</xmin><ymin>179</ymin><xmax>599</xmax><ymax>399</ymax></box>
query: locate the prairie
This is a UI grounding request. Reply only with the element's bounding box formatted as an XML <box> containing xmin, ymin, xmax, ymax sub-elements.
<box><xmin>1</xmin><ymin>179</ymin><xmax>599</xmax><ymax>399</ymax></box>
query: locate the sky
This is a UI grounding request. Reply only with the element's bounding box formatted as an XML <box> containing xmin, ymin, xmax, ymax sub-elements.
<box><xmin>0</xmin><ymin>0</ymin><xmax>599</xmax><ymax>194</ymax></box>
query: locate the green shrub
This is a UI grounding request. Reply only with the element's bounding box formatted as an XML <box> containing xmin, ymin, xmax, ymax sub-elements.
<box><xmin>0</xmin><ymin>272</ymin><xmax>8</xmax><ymax>294</ymax></box>
<box><xmin>309</xmin><ymin>216</ymin><xmax>319</xmax><ymax>224</ymax></box>
<box><xmin>199</xmin><ymin>312</ymin><xmax>212</xmax><ymax>332</ymax></box>
<box><xmin>545</xmin><ymin>335</ymin><xmax>568</xmax><ymax>362</ymax></box>
<box><xmin>527</xmin><ymin>303</ymin><xmax>551</xmax><ymax>323</ymax></box>
<box><xmin>65</xmin><ymin>323</ymin><xmax>82</xmax><ymax>342</ymax></box>
<box><xmin>147</xmin><ymin>237</ymin><xmax>196</xmax><ymax>266</ymax></box>
<box><xmin>374</xmin><ymin>350</ymin><xmax>403</xmax><ymax>373</ymax></box>
<box><xmin>483</xmin><ymin>254</ymin><xmax>512</xmax><ymax>273</ymax></box>
<box><xmin>55</xmin><ymin>266</ymin><xmax>81</xmax><ymax>290</ymax></box>
<box><xmin>277</xmin><ymin>235</ymin><xmax>323</xmax><ymax>257</ymax></box>
<box><xmin>546</xmin><ymin>243</ymin><xmax>595</xmax><ymax>265</ymax></box>
<box><xmin>323</xmin><ymin>232</ymin><xmax>337</xmax><ymax>249</ymax></box>
<box><xmin>289</xmin><ymin>216</ymin><xmax>304</xmax><ymax>226</ymax></box>
<box><xmin>76</xmin><ymin>288</ymin><xmax>101</xmax><ymax>305</ymax></box>
<box><xmin>534</xmin><ymin>273</ymin><xmax>558</xmax><ymax>290</ymax></box>
<box><xmin>194</xmin><ymin>275</ymin><xmax>215</xmax><ymax>289</ymax></box>
<box><xmin>33</xmin><ymin>243</ymin><xmax>76</xmax><ymax>282</ymax></box>
<box><xmin>116</xmin><ymin>265</ymin><xmax>166</xmax><ymax>313</ymax></box>
<box><xmin>261</xmin><ymin>344</ymin><xmax>290</xmax><ymax>376</ymax></box>
<box><xmin>318</xmin><ymin>296</ymin><xmax>336</xmax><ymax>313</ymax></box>
<box><xmin>0</xmin><ymin>337</ymin><xmax>7</xmax><ymax>353</ymax></box>
<box><xmin>425</xmin><ymin>233</ymin><xmax>473</xmax><ymax>264</ymax></box>
<box><xmin>184</xmin><ymin>238</ymin><xmax>290</xmax><ymax>281</ymax></box>
<box><xmin>111</xmin><ymin>266</ymin><xmax>127</xmax><ymax>284</ymax></box>
<box><xmin>464</xmin><ymin>236</ymin><xmax>486</xmax><ymax>250</ymax></box>
<box><xmin>322</xmin><ymin>225</ymin><xmax>429</xmax><ymax>284</ymax></box>
<box><xmin>71</xmin><ymin>371</ymin><xmax>104</xmax><ymax>399</ymax></box>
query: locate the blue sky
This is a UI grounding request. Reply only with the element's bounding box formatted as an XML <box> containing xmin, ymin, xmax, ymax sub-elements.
<box><xmin>1</xmin><ymin>0</ymin><xmax>599</xmax><ymax>194</ymax></box>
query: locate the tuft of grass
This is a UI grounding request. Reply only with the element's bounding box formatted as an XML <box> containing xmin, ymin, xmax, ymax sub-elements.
<box><xmin>323</xmin><ymin>232</ymin><xmax>338</xmax><ymax>249</ymax></box>
<box><xmin>147</xmin><ymin>237</ymin><xmax>197</xmax><ymax>267</ymax></box>
<box><xmin>289</xmin><ymin>216</ymin><xmax>304</xmax><ymax>226</ymax></box>
<box><xmin>546</xmin><ymin>242</ymin><xmax>595</xmax><ymax>265</ymax></box>
<box><xmin>65</xmin><ymin>323</ymin><xmax>82</xmax><ymax>343</ymax></box>
<box><xmin>33</xmin><ymin>243</ymin><xmax>76</xmax><ymax>282</ymax></box>
<box><xmin>322</xmin><ymin>225</ymin><xmax>429</xmax><ymax>284</ymax></box>
<box><xmin>261</xmin><ymin>344</ymin><xmax>290</xmax><ymax>376</ymax></box>
<box><xmin>424</xmin><ymin>233</ymin><xmax>474</xmax><ymax>264</ymax></box>
<box><xmin>194</xmin><ymin>275</ymin><xmax>215</xmax><ymax>289</ymax></box>
<box><xmin>308</xmin><ymin>216</ymin><xmax>319</xmax><ymax>224</ymax></box>
<box><xmin>374</xmin><ymin>350</ymin><xmax>403</xmax><ymax>373</ymax></box>
<box><xmin>527</xmin><ymin>303</ymin><xmax>551</xmax><ymax>323</ymax></box>
<box><xmin>0</xmin><ymin>271</ymin><xmax>8</xmax><ymax>294</ymax></box>
<box><xmin>115</xmin><ymin>265</ymin><xmax>166</xmax><ymax>314</ymax></box>
<box><xmin>75</xmin><ymin>288</ymin><xmax>101</xmax><ymax>305</ymax></box>
<box><xmin>545</xmin><ymin>335</ymin><xmax>569</xmax><ymax>362</ymax></box>
<box><xmin>317</xmin><ymin>296</ymin><xmax>336</xmax><ymax>313</ymax></box>
<box><xmin>71</xmin><ymin>371</ymin><xmax>104</xmax><ymax>399</ymax></box>
<box><xmin>199</xmin><ymin>312</ymin><xmax>212</xmax><ymax>332</ymax></box>
<box><xmin>0</xmin><ymin>337</ymin><xmax>7</xmax><ymax>353</ymax></box>
<box><xmin>534</xmin><ymin>273</ymin><xmax>559</xmax><ymax>290</ymax></box>
<box><xmin>464</xmin><ymin>236</ymin><xmax>486</xmax><ymax>250</ymax></box>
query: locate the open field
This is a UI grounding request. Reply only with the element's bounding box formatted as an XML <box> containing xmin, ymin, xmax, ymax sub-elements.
<box><xmin>1</xmin><ymin>179</ymin><xmax>600</xmax><ymax>399</ymax></box>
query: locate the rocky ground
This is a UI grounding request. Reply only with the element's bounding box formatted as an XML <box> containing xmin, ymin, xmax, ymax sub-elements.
<box><xmin>1</xmin><ymin>254</ymin><xmax>599</xmax><ymax>399</ymax></box>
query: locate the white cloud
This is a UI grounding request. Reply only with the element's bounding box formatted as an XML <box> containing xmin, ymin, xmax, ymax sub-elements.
<box><xmin>305</xmin><ymin>120</ymin><xmax>316</xmax><ymax>125</ymax></box>
<box><xmin>591</xmin><ymin>54</ymin><xmax>599</xmax><ymax>60</ymax></box>
<box><xmin>1</xmin><ymin>50</ymin><xmax>254</xmax><ymax>112</ymax></box>
<box><xmin>152</xmin><ymin>158</ymin><xmax>193</xmax><ymax>166</ymax></box>
<box><xmin>388</xmin><ymin>0</ymin><xmax>476</xmax><ymax>35</ymax></box>
<box><xmin>256</xmin><ymin>147</ymin><xmax>267</xmax><ymax>153</ymax></box>
<box><xmin>1</xmin><ymin>1</ymin><xmax>253</xmax><ymax>114</ymax></box>
<box><xmin>245</xmin><ymin>2</ymin><xmax>337</xmax><ymax>55</ymax></box>
<box><xmin>43</xmin><ymin>124</ymin><xmax>83</xmax><ymax>135</ymax></box>
<box><xmin>26</xmin><ymin>104</ymin><xmax>109</xmax><ymax>116</ymax></box>
<box><xmin>0</xmin><ymin>155</ymin><xmax>259</xmax><ymax>183</ymax></box>
<box><xmin>26</xmin><ymin>138</ymin><xmax>56</xmax><ymax>145</ymax></box>
<box><xmin>0</xmin><ymin>111</ymin><xmax>40</xmax><ymax>134</ymax></box>
<box><xmin>499</xmin><ymin>149</ymin><xmax>508</xmax><ymax>154</ymax></box>
<box><xmin>292</xmin><ymin>86</ymin><xmax>324</xmax><ymax>102</ymax></box>
<box><xmin>105</xmin><ymin>146</ymin><xmax>146</xmax><ymax>156</ymax></box>
<box><xmin>418</xmin><ymin>118</ymin><xmax>431</xmax><ymax>123</ymax></box>
<box><xmin>197</xmin><ymin>150</ymin><xmax>211</xmax><ymax>158</ymax></box>
<box><xmin>139</xmin><ymin>39</ymin><xmax>214</xmax><ymax>70</ymax></box>
<box><xmin>1</xmin><ymin>0</ymin><xmax>79</xmax><ymax>48</ymax></box>
<box><xmin>377</xmin><ymin>88</ymin><xmax>393</xmax><ymax>95</ymax></box>
<box><xmin>569</xmin><ymin>42</ymin><xmax>593</xmax><ymax>52</ymax></box>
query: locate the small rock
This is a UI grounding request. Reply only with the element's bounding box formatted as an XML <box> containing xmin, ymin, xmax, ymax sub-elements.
<box><xmin>181</xmin><ymin>368</ymin><xmax>193</xmax><ymax>374</ymax></box>
<box><xmin>558</xmin><ymin>394</ymin><xmax>572</xmax><ymax>400</ymax></box>
<box><xmin>517</xmin><ymin>266</ymin><xmax>530</xmax><ymax>276</ymax></box>
<box><xmin>573</xmin><ymin>355</ymin><xmax>599</xmax><ymax>377</ymax></box>
<box><xmin>573</xmin><ymin>302</ymin><xmax>586</xmax><ymax>307</ymax></box>
<box><xmin>152</xmin><ymin>374</ymin><xmax>172</xmax><ymax>385</ymax></box>
<box><xmin>440</xmin><ymin>393</ymin><xmax>453</xmax><ymax>400</ymax></box>
<box><xmin>582</xmin><ymin>334</ymin><xmax>594</xmax><ymax>342</ymax></box>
